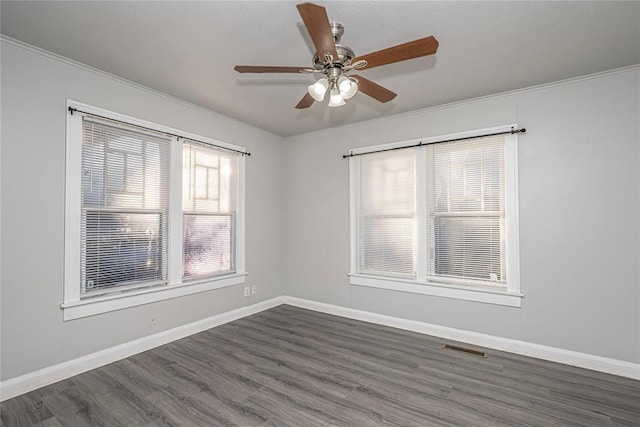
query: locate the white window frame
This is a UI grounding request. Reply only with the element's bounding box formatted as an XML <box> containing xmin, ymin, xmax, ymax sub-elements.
<box><xmin>349</xmin><ymin>125</ymin><xmax>522</xmax><ymax>307</ymax></box>
<box><xmin>63</xmin><ymin>100</ymin><xmax>246</xmax><ymax>320</ymax></box>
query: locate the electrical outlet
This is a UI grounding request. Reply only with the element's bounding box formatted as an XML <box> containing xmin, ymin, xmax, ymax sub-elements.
<box><xmin>252</xmin><ymin>285</ymin><xmax>257</xmax><ymax>295</ymax></box>
<box><xmin>243</xmin><ymin>286</ymin><xmax>250</xmax><ymax>297</ymax></box>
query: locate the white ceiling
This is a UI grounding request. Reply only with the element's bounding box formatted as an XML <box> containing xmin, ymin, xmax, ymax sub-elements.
<box><xmin>2</xmin><ymin>1</ymin><xmax>639</xmax><ymax>137</ymax></box>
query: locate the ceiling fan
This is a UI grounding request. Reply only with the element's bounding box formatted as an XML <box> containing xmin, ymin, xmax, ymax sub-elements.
<box><xmin>234</xmin><ymin>2</ymin><xmax>439</xmax><ymax>109</ymax></box>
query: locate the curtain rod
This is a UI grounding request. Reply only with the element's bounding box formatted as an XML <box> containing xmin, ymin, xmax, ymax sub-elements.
<box><xmin>68</xmin><ymin>107</ymin><xmax>251</xmax><ymax>156</ymax></box>
<box><xmin>342</xmin><ymin>128</ymin><xmax>525</xmax><ymax>159</ymax></box>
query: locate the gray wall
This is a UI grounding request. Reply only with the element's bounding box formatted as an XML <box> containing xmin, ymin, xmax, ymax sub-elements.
<box><xmin>2</xmin><ymin>38</ymin><xmax>639</xmax><ymax>383</ymax></box>
<box><xmin>284</xmin><ymin>68</ymin><xmax>640</xmax><ymax>364</ymax></box>
<box><xmin>0</xmin><ymin>41</ymin><xmax>285</xmax><ymax>380</ymax></box>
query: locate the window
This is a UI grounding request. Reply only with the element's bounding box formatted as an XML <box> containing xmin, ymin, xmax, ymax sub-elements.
<box><xmin>64</xmin><ymin>102</ymin><xmax>246</xmax><ymax>320</ymax></box>
<box><xmin>357</xmin><ymin>149</ymin><xmax>416</xmax><ymax>277</ymax></box>
<box><xmin>182</xmin><ymin>141</ymin><xmax>239</xmax><ymax>279</ymax></box>
<box><xmin>350</xmin><ymin>126</ymin><xmax>521</xmax><ymax>307</ymax></box>
<box><xmin>427</xmin><ymin>136</ymin><xmax>506</xmax><ymax>285</ymax></box>
<box><xmin>80</xmin><ymin>118</ymin><xmax>171</xmax><ymax>296</ymax></box>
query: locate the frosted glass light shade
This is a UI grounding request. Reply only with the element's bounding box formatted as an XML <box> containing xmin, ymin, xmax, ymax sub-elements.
<box><xmin>308</xmin><ymin>78</ymin><xmax>329</xmax><ymax>102</ymax></box>
<box><xmin>328</xmin><ymin>88</ymin><xmax>345</xmax><ymax>107</ymax></box>
<box><xmin>338</xmin><ymin>76</ymin><xmax>358</xmax><ymax>100</ymax></box>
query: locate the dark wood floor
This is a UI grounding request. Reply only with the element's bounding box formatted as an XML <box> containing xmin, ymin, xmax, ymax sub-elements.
<box><xmin>2</xmin><ymin>305</ymin><xmax>639</xmax><ymax>426</ymax></box>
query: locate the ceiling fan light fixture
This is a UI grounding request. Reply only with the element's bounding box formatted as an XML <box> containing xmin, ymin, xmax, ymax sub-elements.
<box><xmin>308</xmin><ymin>78</ymin><xmax>329</xmax><ymax>101</ymax></box>
<box><xmin>338</xmin><ymin>75</ymin><xmax>358</xmax><ymax>99</ymax></box>
<box><xmin>328</xmin><ymin>87</ymin><xmax>346</xmax><ymax>107</ymax></box>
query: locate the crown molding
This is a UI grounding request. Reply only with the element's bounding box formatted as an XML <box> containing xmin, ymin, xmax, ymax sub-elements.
<box><xmin>0</xmin><ymin>35</ymin><xmax>281</xmax><ymax>139</ymax></box>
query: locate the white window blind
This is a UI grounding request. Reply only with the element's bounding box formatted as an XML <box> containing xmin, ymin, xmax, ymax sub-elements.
<box><xmin>351</xmin><ymin>130</ymin><xmax>514</xmax><ymax>294</ymax></box>
<box><xmin>65</xmin><ymin>102</ymin><xmax>249</xmax><ymax>320</ymax></box>
<box><xmin>426</xmin><ymin>135</ymin><xmax>506</xmax><ymax>285</ymax></box>
<box><xmin>182</xmin><ymin>140</ymin><xmax>239</xmax><ymax>279</ymax></box>
<box><xmin>81</xmin><ymin>117</ymin><xmax>171</xmax><ymax>296</ymax></box>
<box><xmin>355</xmin><ymin>148</ymin><xmax>416</xmax><ymax>278</ymax></box>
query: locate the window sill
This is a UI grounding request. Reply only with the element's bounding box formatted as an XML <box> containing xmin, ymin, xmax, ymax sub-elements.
<box><xmin>349</xmin><ymin>274</ymin><xmax>522</xmax><ymax>307</ymax></box>
<box><xmin>61</xmin><ymin>273</ymin><xmax>247</xmax><ymax>321</ymax></box>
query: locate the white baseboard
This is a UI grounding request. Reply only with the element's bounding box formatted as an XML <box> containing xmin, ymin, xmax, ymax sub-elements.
<box><xmin>283</xmin><ymin>296</ymin><xmax>640</xmax><ymax>380</ymax></box>
<box><xmin>3</xmin><ymin>294</ymin><xmax>638</xmax><ymax>402</ymax></box>
<box><xmin>0</xmin><ymin>297</ymin><xmax>284</xmax><ymax>402</ymax></box>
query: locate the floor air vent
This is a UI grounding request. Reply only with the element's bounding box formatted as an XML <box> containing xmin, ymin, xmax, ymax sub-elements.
<box><xmin>443</xmin><ymin>344</ymin><xmax>486</xmax><ymax>357</ymax></box>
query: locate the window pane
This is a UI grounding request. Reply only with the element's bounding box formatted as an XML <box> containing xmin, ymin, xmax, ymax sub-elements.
<box><xmin>434</xmin><ymin>216</ymin><xmax>503</xmax><ymax>282</ymax></box>
<box><xmin>433</xmin><ymin>137</ymin><xmax>504</xmax><ymax>214</ymax></box>
<box><xmin>82</xmin><ymin>211</ymin><xmax>165</xmax><ymax>293</ymax></box>
<box><xmin>361</xmin><ymin>151</ymin><xmax>415</xmax><ymax>215</ymax></box>
<box><xmin>183</xmin><ymin>214</ymin><xmax>234</xmax><ymax>278</ymax></box>
<box><xmin>82</xmin><ymin>121</ymin><xmax>169</xmax><ymax>211</ymax></box>
<box><xmin>360</xmin><ymin>217</ymin><xmax>415</xmax><ymax>275</ymax></box>
<box><xmin>183</xmin><ymin>143</ymin><xmax>238</xmax><ymax>214</ymax></box>
<box><xmin>355</xmin><ymin>148</ymin><xmax>416</xmax><ymax>278</ymax></box>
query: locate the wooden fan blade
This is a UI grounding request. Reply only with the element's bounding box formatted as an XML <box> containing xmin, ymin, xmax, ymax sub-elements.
<box><xmin>352</xmin><ymin>75</ymin><xmax>397</xmax><ymax>103</ymax></box>
<box><xmin>295</xmin><ymin>92</ymin><xmax>315</xmax><ymax>109</ymax></box>
<box><xmin>234</xmin><ymin>66</ymin><xmax>308</xmax><ymax>73</ymax></box>
<box><xmin>297</xmin><ymin>3</ymin><xmax>339</xmax><ymax>62</ymax></box>
<box><xmin>353</xmin><ymin>36</ymin><xmax>439</xmax><ymax>70</ymax></box>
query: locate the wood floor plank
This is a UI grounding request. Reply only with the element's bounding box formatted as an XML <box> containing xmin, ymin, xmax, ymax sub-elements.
<box><xmin>144</xmin><ymin>387</ymin><xmax>233</xmax><ymax>426</ymax></box>
<box><xmin>2</xmin><ymin>305</ymin><xmax>639</xmax><ymax>426</ymax></box>
<box><xmin>40</xmin><ymin>385</ymin><xmax>124</xmax><ymax>426</ymax></box>
<box><xmin>99</xmin><ymin>359</ymin><xmax>169</xmax><ymax>399</ymax></box>
<box><xmin>0</xmin><ymin>391</ymin><xmax>54</xmax><ymax>426</ymax></box>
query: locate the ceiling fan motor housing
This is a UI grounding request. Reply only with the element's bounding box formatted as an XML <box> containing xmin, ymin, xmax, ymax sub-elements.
<box><xmin>312</xmin><ymin>22</ymin><xmax>355</xmax><ymax>69</ymax></box>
